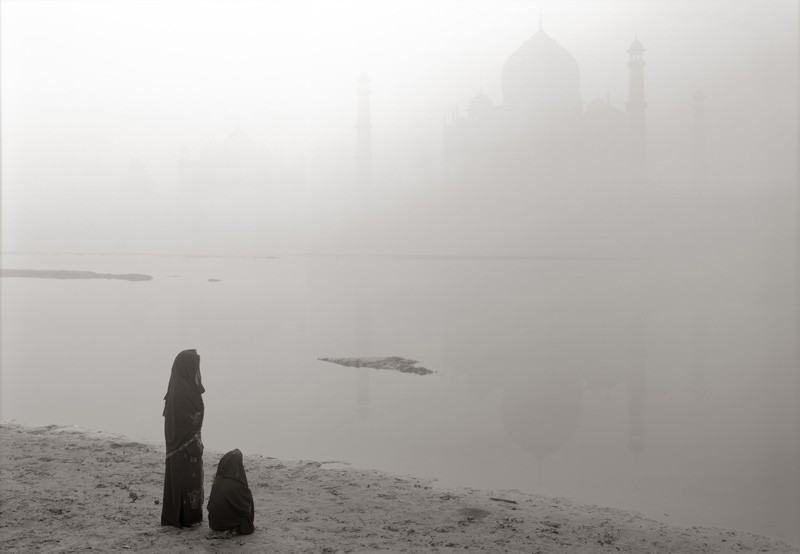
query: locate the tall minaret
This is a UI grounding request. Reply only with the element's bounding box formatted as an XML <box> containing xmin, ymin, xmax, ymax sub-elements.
<box><xmin>626</xmin><ymin>37</ymin><xmax>647</xmax><ymax>181</ymax></box>
<box><xmin>356</xmin><ymin>72</ymin><xmax>372</xmax><ymax>189</ymax></box>
<box><xmin>691</xmin><ymin>89</ymin><xmax>707</xmax><ymax>188</ymax></box>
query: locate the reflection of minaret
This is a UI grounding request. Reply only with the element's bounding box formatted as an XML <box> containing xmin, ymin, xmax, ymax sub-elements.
<box><xmin>626</xmin><ymin>36</ymin><xmax>647</xmax><ymax>181</ymax></box>
<box><xmin>356</xmin><ymin>72</ymin><xmax>372</xmax><ymax>189</ymax></box>
<box><xmin>691</xmin><ymin>307</ymin><xmax>707</xmax><ymax>401</ymax></box>
<box><xmin>691</xmin><ymin>89</ymin><xmax>707</xmax><ymax>188</ymax></box>
<box><xmin>354</xmin><ymin>286</ymin><xmax>372</xmax><ymax>421</ymax></box>
<box><xmin>626</xmin><ymin>361</ymin><xmax>646</xmax><ymax>457</ymax></box>
<box><xmin>356</xmin><ymin>367</ymin><xmax>370</xmax><ymax>421</ymax></box>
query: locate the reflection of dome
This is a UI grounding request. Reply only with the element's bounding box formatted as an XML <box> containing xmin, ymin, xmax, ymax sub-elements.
<box><xmin>468</xmin><ymin>92</ymin><xmax>493</xmax><ymax>120</ymax></box>
<box><xmin>573</xmin><ymin>309</ymin><xmax>641</xmax><ymax>391</ymax></box>
<box><xmin>501</xmin><ymin>370</ymin><xmax>582</xmax><ymax>462</ymax></box>
<box><xmin>500</xmin><ymin>29</ymin><xmax>582</xmax><ymax>120</ymax></box>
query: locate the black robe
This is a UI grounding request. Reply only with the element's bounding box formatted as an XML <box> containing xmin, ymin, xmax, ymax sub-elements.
<box><xmin>207</xmin><ymin>449</ymin><xmax>255</xmax><ymax>534</ymax></box>
<box><xmin>161</xmin><ymin>349</ymin><xmax>205</xmax><ymax>527</ymax></box>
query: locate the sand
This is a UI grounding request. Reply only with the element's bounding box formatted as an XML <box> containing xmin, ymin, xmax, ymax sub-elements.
<box><xmin>1</xmin><ymin>422</ymin><xmax>797</xmax><ymax>553</ymax></box>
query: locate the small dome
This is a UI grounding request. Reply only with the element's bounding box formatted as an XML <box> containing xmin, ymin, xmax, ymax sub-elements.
<box><xmin>501</xmin><ymin>370</ymin><xmax>582</xmax><ymax>462</ymax></box>
<box><xmin>467</xmin><ymin>92</ymin><xmax>493</xmax><ymax>120</ymax></box>
<box><xmin>584</xmin><ymin>97</ymin><xmax>611</xmax><ymax>117</ymax></box>
<box><xmin>628</xmin><ymin>37</ymin><xmax>644</xmax><ymax>55</ymax></box>
<box><xmin>220</xmin><ymin>127</ymin><xmax>259</xmax><ymax>156</ymax></box>
<box><xmin>584</xmin><ymin>97</ymin><xmax>625</xmax><ymax>119</ymax></box>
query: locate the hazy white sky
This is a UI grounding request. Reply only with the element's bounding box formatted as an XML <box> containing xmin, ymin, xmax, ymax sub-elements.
<box><xmin>1</xmin><ymin>0</ymin><xmax>797</xmax><ymax>251</ymax></box>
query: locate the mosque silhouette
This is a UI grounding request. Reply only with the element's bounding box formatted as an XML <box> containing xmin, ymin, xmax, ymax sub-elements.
<box><xmin>442</xmin><ymin>22</ymin><xmax>650</xmax><ymax>190</ymax></box>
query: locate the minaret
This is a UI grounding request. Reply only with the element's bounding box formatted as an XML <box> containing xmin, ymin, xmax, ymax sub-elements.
<box><xmin>626</xmin><ymin>36</ymin><xmax>647</xmax><ymax>181</ymax></box>
<box><xmin>691</xmin><ymin>89</ymin><xmax>707</xmax><ymax>188</ymax></box>
<box><xmin>356</xmin><ymin>72</ymin><xmax>372</xmax><ymax>189</ymax></box>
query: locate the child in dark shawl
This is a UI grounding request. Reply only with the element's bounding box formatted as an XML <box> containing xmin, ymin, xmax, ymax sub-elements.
<box><xmin>161</xmin><ymin>349</ymin><xmax>205</xmax><ymax>528</ymax></box>
<box><xmin>207</xmin><ymin>449</ymin><xmax>255</xmax><ymax>537</ymax></box>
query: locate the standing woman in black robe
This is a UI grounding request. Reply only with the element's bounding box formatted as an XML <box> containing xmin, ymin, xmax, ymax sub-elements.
<box><xmin>161</xmin><ymin>349</ymin><xmax>205</xmax><ymax>528</ymax></box>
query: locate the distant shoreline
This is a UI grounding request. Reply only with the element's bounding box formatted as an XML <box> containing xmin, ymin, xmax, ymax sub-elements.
<box><xmin>0</xmin><ymin>251</ymin><xmax>646</xmax><ymax>262</ymax></box>
<box><xmin>0</xmin><ymin>268</ymin><xmax>153</xmax><ymax>281</ymax></box>
<box><xmin>1</xmin><ymin>421</ymin><xmax>797</xmax><ymax>553</ymax></box>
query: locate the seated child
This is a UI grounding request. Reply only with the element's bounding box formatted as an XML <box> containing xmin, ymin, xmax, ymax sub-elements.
<box><xmin>207</xmin><ymin>449</ymin><xmax>255</xmax><ymax>537</ymax></box>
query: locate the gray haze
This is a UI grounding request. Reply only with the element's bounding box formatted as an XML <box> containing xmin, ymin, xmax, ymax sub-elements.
<box><xmin>1</xmin><ymin>0</ymin><xmax>798</xmax><ymax>545</ymax></box>
<box><xmin>1</xmin><ymin>0</ymin><xmax>797</xmax><ymax>254</ymax></box>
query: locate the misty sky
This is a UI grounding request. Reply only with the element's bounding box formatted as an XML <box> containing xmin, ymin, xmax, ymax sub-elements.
<box><xmin>1</xmin><ymin>0</ymin><xmax>797</xmax><ymax>252</ymax></box>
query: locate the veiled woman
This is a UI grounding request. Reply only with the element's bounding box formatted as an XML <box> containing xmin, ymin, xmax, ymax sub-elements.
<box><xmin>207</xmin><ymin>449</ymin><xmax>255</xmax><ymax>537</ymax></box>
<box><xmin>161</xmin><ymin>349</ymin><xmax>205</xmax><ymax>528</ymax></box>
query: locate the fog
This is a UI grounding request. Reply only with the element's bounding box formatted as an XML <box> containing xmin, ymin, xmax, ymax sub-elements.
<box><xmin>1</xmin><ymin>0</ymin><xmax>797</xmax><ymax>254</ymax></box>
<box><xmin>1</xmin><ymin>0</ymin><xmax>798</xmax><ymax>545</ymax></box>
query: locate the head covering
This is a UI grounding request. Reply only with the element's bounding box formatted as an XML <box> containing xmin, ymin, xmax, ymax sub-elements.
<box><xmin>164</xmin><ymin>349</ymin><xmax>205</xmax><ymax>402</ymax></box>
<box><xmin>208</xmin><ymin>449</ymin><xmax>255</xmax><ymax>534</ymax></box>
<box><xmin>163</xmin><ymin>349</ymin><xmax>205</xmax><ymax>455</ymax></box>
<box><xmin>214</xmin><ymin>449</ymin><xmax>248</xmax><ymax>487</ymax></box>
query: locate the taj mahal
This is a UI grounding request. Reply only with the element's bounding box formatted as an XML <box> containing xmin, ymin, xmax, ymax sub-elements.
<box><xmin>441</xmin><ymin>20</ymin><xmax>652</xmax><ymax>190</ymax></box>
<box><xmin>354</xmin><ymin>21</ymin><xmax>708</xmax><ymax>194</ymax></box>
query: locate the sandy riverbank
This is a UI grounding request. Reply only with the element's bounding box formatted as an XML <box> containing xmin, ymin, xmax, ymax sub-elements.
<box><xmin>1</xmin><ymin>422</ymin><xmax>797</xmax><ymax>553</ymax></box>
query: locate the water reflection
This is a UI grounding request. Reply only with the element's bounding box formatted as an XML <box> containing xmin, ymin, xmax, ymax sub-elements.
<box><xmin>442</xmin><ymin>261</ymin><xmax>651</xmax><ymax>477</ymax></box>
<box><xmin>691</xmin><ymin>307</ymin><xmax>707</xmax><ymax>402</ymax></box>
<box><xmin>354</xmin><ymin>284</ymin><xmax>372</xmax><ymax>421</ymax></box>
<box><xmin>2</xmin><ymin>252</ymin><xmax>794</xmax><ymax>543</ymax></box>
<box><xmin>501</xmin><ymin>367</ymin><xmax>583</xmax><ymax>483</ymax></box>
<box><xmin>626</xmin><ymin>362</ymin><xmax>646</xmax><ymax>457</ymax></box>
<box><xmin>356</xmin><ymin>368</ymin><xmax>370</xmax><ymax>422</ymax></box>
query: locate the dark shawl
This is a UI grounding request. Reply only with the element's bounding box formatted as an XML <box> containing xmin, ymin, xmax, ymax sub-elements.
<box><xmin>207</xmin><ymin>449</ymin><xmax>255</xmax><ymax>534</ymax></box>
<box><xmin>163</xmin><ymin>349</ymin><xmax>205</xmax><ymax>457</ymax></box>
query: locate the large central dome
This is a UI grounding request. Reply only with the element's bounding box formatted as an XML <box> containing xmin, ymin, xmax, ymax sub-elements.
<box><xmin>501</xmin><ymin>29</ymin><xmax>582</xmax><ymax>123</ymax></box>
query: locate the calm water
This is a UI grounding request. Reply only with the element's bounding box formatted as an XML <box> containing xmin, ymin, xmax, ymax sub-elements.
<box><xmin>1</xmin><ymin>252</ymin><xmax>797</xmax><ymax>544</ymax></box>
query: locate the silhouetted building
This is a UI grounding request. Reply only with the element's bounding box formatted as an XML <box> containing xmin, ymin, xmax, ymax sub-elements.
<box><xmin>180</xmin><ymin>127</ymin><xmax>304</xmax><ymax>193</ymax></box>
<box><xmin>356</xmin><ymin>72</ymin><xmax>372</xmax><ymax>189</ymax></box>
<box><xmin>444</xmin><ymin>25</ymin><xmax>647</xmax><ymax>190</ymax></box>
